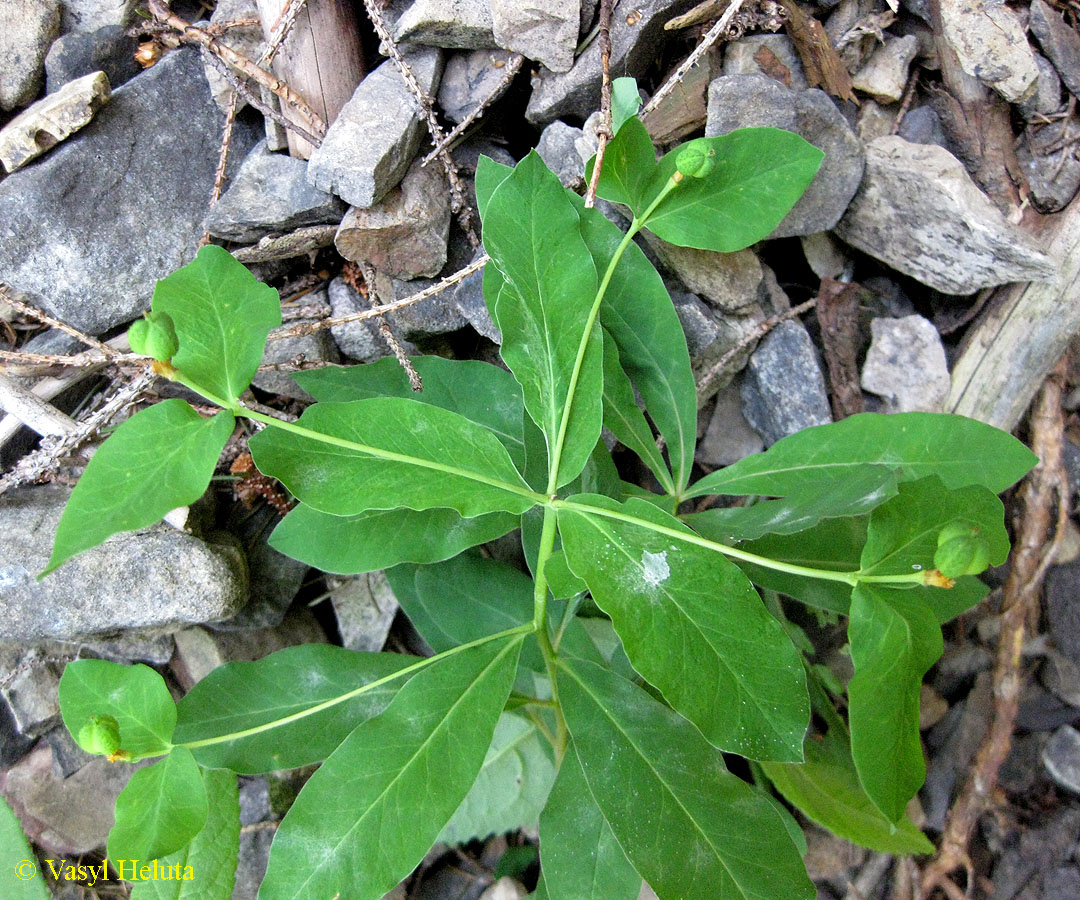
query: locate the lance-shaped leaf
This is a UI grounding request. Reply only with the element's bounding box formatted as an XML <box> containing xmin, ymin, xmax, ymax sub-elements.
<box><xmin>269</xmin><ymin>504</ymin><xmax>517</xmax><ymax>575</ymax></box>
<box><xmin>611</xmin><ymin>76</ymin><xmax>643</xmax><ymax>135</ymax></box>
<box><xmin>295</xmin><ymin>356</ymin><xmax>527</xmax><ymax>468</ymax></box>
<box><xmin>587</xmin><ymin>115</ymin><xmax>658</xmax><ymax>217</ymax></box>
<box><xmin>173</xmin><ymin>645</ymin><xmax>417</xmax><ymax>774</ymax></box>
<box><xmin>152</xmin><ymin>244</ymin><xmax>281</xmax><ymax>402</ymax></box>
<box><xmin>539</xmin><ymin>744</ymin><xmax>641</xmax><ymax>900</ymax></box>
<box><xmin>859</xmin><ymin>476</ymin><xmax>1009</xmax><ymax>576</ymax></box>
<box><xmin>248</xmin><ymin>398</ymin><xmax>536</xmax><ymax>517</ymax></box>
<box><xmin>558</xmin><ymin>494</ymin><xmax>809</xmax><ymax>761</ymax></box>
<box><xmin>257</xmin><ymin>636</ymin><xmax>522</xmax><ymax>900</ymax></box>
<box><xmin>1</xmin><ymin>795</ymin><xmax>50</xmax><ymax>900</ymax></box>
<box><xmin>108</xmin><ymin>747</ymin><xmax>208</xmax><ymax>865</ymax></box>
<box><xmin>848</xmin><ymin>585</ymin><xmax>943</xmax><ymax>822</ymax></box>
<box><xmin>44</xmin><ymin>400</ymin><xmax>233</xmax><ymax>576</ymax></box>
<box><xmin>59</xmin><ymin>659</ymin><xmax>176</xmax><ymax>759</ymax></box>
<box><xmin>559</xmin><ymin>658</ymin><xmax>814</xmax><ymax>900</ymax></box>
<box><xmin>688</xmin><ymin>412</ymin><xmax>1037</xmax><ymax>499</ymax></box>
<box><xmin>130</xmin><ymin>768</ymin><xmax>241</xmax><ymax>900</ymax></box>
<box><xmin>482</xmin><ymin>151</ymin><xmax>602</xmax><ymax>487</ymax></box>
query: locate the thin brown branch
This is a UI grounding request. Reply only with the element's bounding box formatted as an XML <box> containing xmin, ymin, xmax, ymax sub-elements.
<box><xmin>584</xmin><ymin>0</ymin><xmax>615</xmax><ymax>209</ymax></box>
<box><xmin>231</xmin><ymin>224</ymin><xmax>338</xmax><ymax>263</ymax></box>
<box><xmin>356</xmin><ymin>263</ymin><xmax>422</xmax><ymax>392</ymax></box>
<box><xmin>260</xmin><ymin>0</ymin><xmax>308</xmax><ymax>67</ymax></box>
<box><xmin>203</xmin><ymin>87</ymin><xmax>239</xmax><ymax>246</ymax></box>
<box><xmin>0</xmin><ymin>283</ymin><xmax>118</xmax><ymax>357</ymax></box>
<box><xmin>891</xmin><ymin>69</ymin><xmax>919</xmax><ymax>135</ymax></box>
<box><xmin>920</xmin><ymin>359</ymin><xmax>1070</xmax><ymax>900</ymax></box>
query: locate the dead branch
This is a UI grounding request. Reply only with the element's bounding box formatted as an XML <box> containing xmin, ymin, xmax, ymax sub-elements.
<box><xmin>352</xmin><ymin>263</ymin><xmax>422</xmax><ymax>391</ymax></box>
<box><xmin>920</xmin><ymin>359</ymin><xmax>1070</xmax><ymax>900</ymax></box>
<box><xmin>0</xmin><ymin>284</ymin><xmax>117</xmax><ymax>358</ymax></box>
<box><xmin>584</xmin><ymin>0</ymin><xmax>614</xmax><ymax>209</ymax></box>
<box><xmin>204</xmin><ymin>88</ymin><xmax>240</xmax><ymax>246</ymax></box>
<box><xmin>0</xmin><ymin>374</ymin><xmax>77</xmax><ymax>437</ymax></box>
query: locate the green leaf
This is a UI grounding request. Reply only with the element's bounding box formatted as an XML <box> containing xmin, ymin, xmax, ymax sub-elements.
<box><xmin>600</xmin><ymin>328</ymin><xmax>674</xmax><ymax>492</ymax></box>
<box><xmin>688</xmin><ymin>412</ymin><xmax>1037</xmax><ymax>499</ymax></box>
<box><xmin>108</xmin><ymin>747</ymin><xmax>208</xmax><ymax>865</ymax></box>
<box><xmin>559</xmin><ymin>658</ymin><xmax>814</xmax><ymax>900</ymax></box>
<box><xmin>544</xmin><ymin>548</ymin><xmax>587</xmax><ymax>599</ymax></box>
<box><xmin>612</xmin><ymin>76</ymin><xmax>643</xmax><ymax>135</ymax></box>
<box><xmin>925</xmin><ymin>576</ymin><xmax>989</xmax><ymax>624</ymax></box>
<box><xmin>269</xmin><ymin>504</ymin><xmax>517</xmax><ymax>574</ymax></box>
<box><xmin>644</xmin><ymin>128</ymin><xmax>823</xmax><ymax>251</ymax></box>
<box><xmin>0</xmin><ymin>795</ymin><xmax>50</xmax><ymax>900</ymax></box>
<box><xmin>440</xmin><ymin>712</ymin><xmax>557</xmax><ymax>844</ymax></box>
<box><xmin>129</xmin><ymin>768</ymin><xmax>241</xmax><ymax>900</ymax></box>
<box><xmin>859</xmin><ymin>476</ymin><xmax>1009</xmax><ymax>576</ymax></box>
<box><xmin>173</xmin><ymin>646</ymin><xmax>417</xmax><ymax>774</ymax></box>
<box><xmin>685</xmin><ymin>466</ymin><xmax>897</xmax><ymax>542</ymax></box>
<box><xmin>295</xmin><ymin>356</ymin><xmax>527</xmax><ymax>468</ymax></box>
<box><xmin>43</xmin><ymin>400</ymin><xmax>233</xmax><ymax>576</ymax></box>
<box><xmin>152</xmin><ymin>244</ymin><xmax>281</xmax><ymax>402</ymax></box>
<box><xmin>475</xmin><ymin>154</ymin><xmax>514</xmax><ymax>220</ymax></box>
<box><xmin>847</xmin><ymin>585</ymin><xmax>943</xmax><ymax>822</ymax></box>
<box><xmin>482</xmin><ymin>151</ymin><xmax>602</xmax><ymax>487</ymax></box>
<box><xmin>587</xmin><ymin>116</ymin><xmax>658</xmax><ymax>218</ymax></box>
<box><xmin>248</xmin><ymin>398</ymin><xmax>536</xmax><ymax>517</ymax></box>
<box><xmin>258</xmin><ymin>636</ymin><xmax>523</xmax><ymax>900</ymax></box>
<box><xmin>559</xmin><ymin>495</ymin><xmax>809</xmax><ymax>761</ymax></box>
<box><xmin>568</xmin><ymin>192</ymin><xmax>697</xmax><ymax>492</ymax></box>
<box><xmin>59</xmin><ymin>659</ymin><xmax>176</xmax><ymax>759</ymax></box>
<box><xmin>539</xmin><ymin>745</ymin><xmax>641</xmax><ymax>900</ymax></box>
<box><xmin>762</xmin><ymin>692</ymin><xmax>933</xmax><ymax>855</ymax></box>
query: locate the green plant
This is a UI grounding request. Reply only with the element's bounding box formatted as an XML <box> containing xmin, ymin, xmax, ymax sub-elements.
<box><xmin>45</xmin><ymin>84</ymin><xmax>1036</xmax><ymax>900</ymax></box>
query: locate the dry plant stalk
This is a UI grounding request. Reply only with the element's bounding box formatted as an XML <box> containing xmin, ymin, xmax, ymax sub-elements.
<box><xmin>349</xmin><ymin>262</ymin><xmax>422</xmax><ymax>391</ymax></box>
<box><xmin>774</xmin><ymin>0</ymin><xmax>856</xmax><ymax>103</ymax></box>
<box><xmin>919</xmin><ymin>359</ymin><xmax>1070</xmax><ymax>900</ymax></box>
<box><xmin>584</xmin><ymin>0</ymin><xmax>615</xmax><ymax>209</ymax></box>
<box><xmin>0</xmin><ymin>283</ymin><xmax>117</xmax><ymax>358</ymax></box>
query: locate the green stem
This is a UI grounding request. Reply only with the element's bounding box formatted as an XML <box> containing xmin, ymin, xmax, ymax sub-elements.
<box><xmin>174</xmin><ymin>624</ymin><xmax>532</xmax><ymax>752</ymax></box>
<box><xmin>532</xmin><ymin>505</ymin><xmax>568</xmax><ymax>760</ymax></box>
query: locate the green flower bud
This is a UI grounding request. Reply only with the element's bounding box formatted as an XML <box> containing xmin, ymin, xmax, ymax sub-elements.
<box><xmin>933</xmin><ymin>522</ymin><xmax>991</xmax><ymax>577</ymax></box>
<box><xmin>675</xmin><ymin>140</ymin><xmax>717</xmax><ymax>179</ymax></box>
<box><xmin>77</xmin><ymin>714</ymin><xmax>122</xmax><ymax>756</ymax></box>
<box><xmin>128</xmin><ymin>311</ymin><xmax>179</xmax><ymax>362</ymax></box>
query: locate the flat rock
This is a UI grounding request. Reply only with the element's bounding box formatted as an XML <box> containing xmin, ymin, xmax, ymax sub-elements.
<box><xmin>526</xmin><ymin>0</ymin><xmax>699</xmax><ymax>123</ymax></box>
<box><xmin>393</xmin><ymin>0</ymin><xmax>494</xmax><ymax>48</ymax></box>
<box><xmin>334</xmin><ymin>158</ymin><xmax>452</xmax><ymax>279</ymax></box>
<box><xmin>696</xmin><ymin>381</ymin><xmax>764</xmax><ymax>467</ymax></box>
<box><xmin>645</xmin><ymin>236</ymin><xmax>762</xmax><ymax>312</ymax></box>
<box><xmin>439</xmin><ymin>49</ymin><xmax>513</xmax><ymax>123</ymax></box>
<box><xmin>1046</xmin><ymin>560</ymin><xmax>1080</xmax><ymax>666</ymax></box>
<box><xmin>328</xmin><ymin>572</ymin><xmax>399</xmax><ymax>653</ymax></box>
<box><xmin>706</xmin><ymin>75</ymin><xmax>865</xmax><ymax>238</ymax></box>
<box><xmin>0</xmin><ymin>647</ymin><xmax>61</xmax><ymax>738</ymax></box>
<box><xmin>44</xmin><ymin>24</ymin><xmax>140</xmax><ymax>94</ymax></box>
<box><xmin>0</xmin><ymin>484</ymin><xmax>249</xmax><ymax>642</ymax></box>
<box><xmin>307</xmin><ymin>49</ymin><xmax>443</xmax><ymax>209</ymax></box>
<box><xmin>740</xmin><ymin>320</ymin><xmax>832</xmax><ymax>445</ymax></box>
<box><xmin>1028</xmin><ymin>0</ymin><xmax>1080</xmax><ymax>101</ymax></box>
<box><xmin>861</xmin><ymin>315</ymin><xmax>950</xmax><ymax>412</ymax></box>
<box><xmin>60</xmin><ymin>0</ymin><xmax>135</xmax><ymax>33</ymax></box>
<box><xmin>0</xmin><ymin>0</ymin><xmax>61</xmax><ymax>110</ymax></box>
<box><xmin>1043</xmin><ymin>725</ymin><xmax>1080</xmax><ymax>794</ymax></box>
<box><xmin>0</xmin><ymin>70</ymin><xmax>110</xmax><ymax>173</ymax></box>
<box><xmin>535</xmin><ymin>120</ymin><xmax>586</xmax><ymax>190</ymax></box>
<box><xmin>722</xmin><ymin>35</ymin><xmax>807</xmax><ymax>91</ymax></box>
<box><xmin>939</xmin><ymin>0</ymin><xmax>1038</xmax><ymax>103</ymax></box>
<box><xmin>490</xmin><ymin>0</ymin><xmax>579</xmax><ymax>73</ymax></box>
<box><xmin>851</xmin><ymin>34</ymin><xmax>917</xmax><ymax>103</ymax></box>
<box><xmin>0</xmin><ymin>47</ymin><xmax>259</xmax><ymax>335</ymax></box>
<box><xmin>834</xmin><ymin>136</ymin><xmax>1057</xmax><ymax>295</ymax></box>
<box><xmin>205</xmin><ymin>142</ymin><xmax>345</xmax><ymax>242</ymax></box>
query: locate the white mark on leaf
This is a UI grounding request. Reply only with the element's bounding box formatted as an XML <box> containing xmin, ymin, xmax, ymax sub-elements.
<box><xmin>641</xmin><ymin>550</ymin><xmax>670</xmax><ymax>587</ymax></box>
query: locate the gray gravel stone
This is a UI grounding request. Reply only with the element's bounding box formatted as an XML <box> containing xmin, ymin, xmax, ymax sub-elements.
<box><xmin>46</xmin><ymin>722</ymin><xmax>95</xmax><ymax>777</ymax></box>
<box><xmin>393</xmin><ymin>0</ymin><xmax>494</xmax><ymax>48</ymax></box>
<box><xmin>1046</xmin><ymin>560</ymin><xmax>1080</xmax><ymax>665</ymax></box>
<box><xmin>251</xmin><ymin>319</ymin><xmax>340</xmax><ymax>403</ymax></box>
<box><xmin>206</xmin><ymin>142</ymin><xmax>345</xmax><ymax>243</ymax></box>
<box><xmin>1031</xmin><ymin>0</ymin><xmax>1080</xmax><ymax>102</ymax></box>
<box><xmin>202</xmin><ymin>0</ymin><xmax>263</xmax><ymax>110</ymax></box>
<box><xmin>722</xmin><ymin>34</ymin><xmax>808</xmax><ymax>90</ymax></box>
<box><xmin>0</xmin><ymin>47</ymin><xmax>260</xmax><ymax>335</ymax></box>
<box><xmin>0</xmin><ymin>647</ymin><xmax>61</xmax><ymax>738</ymax></box>
<box><xmin>439</xmin><ymin>49</ymin><xmax>513</xmax><ymax>123</ymax></box>
<box><xmin>939</xmin><ymin>0</ymin><xmax>1037</xmax><ymax>103</ymax></box>
<box><xmin>0</xmin><ymin>0</ymin><xmax>61</xmax><ymax>111</ymax></box>
<box><xmin>1018</xmin><ymin>123</ymin><xmax>1080</xmax><ymax>214</ymax></box>
<box><xmin>1019</xmin><ymin>53</ymin><xmax>1065</xmax><ymax>121</ymax></box>
<box><xmin>706</xmin><ymin>75</ymin><xmax>865</xmax><ymax>238</ymax></box>
<box><xmin>851</xmin><ymin>34</ymin><xmax>917</xmax><ymax>103</ymax></box>
<box><xmin>450</xmin><ymin>251</ymin><xmax>500</xmax><ymax>342</ymax></box>
<box><xmin>327</xmin><ymin>276</ymin><xmax>402</xmax><ymax>362</ymax></box>
<box><xmin>696</xmin><ymin>381</ymin><xmax>764</xmax><ymax>467</ymax></box>
<box><xmin>0</xmin><ymin>484</ymin><xmax>249</xmax><ymax>642</ymax></box>
<box><xmin>387</xmin><ymin>273</ymin><xmax>469</xmax><ymax>338</ymax></box>
<box><xmin>44</xmin><ymin>24</ymin><xmax>140</xmax><ymax>94</ymax></box>
<box><xmin>740</xmin><ymin>320</ymin><xmax>832</xmax><ymax>446</ymax></box>
<box><xmin>489</xmin><ymin>0</ymin><xmax>579</xmax><ymax>73</ymax></box>
<box><xmin>536</xmin><ymin>120</ymin><xmax>587</xmax><ymax>190</ymax></box>
<box><xmin>329</xmin><ymin>572</ymin><xmax>399</xmax><ymax>653</ymax></box>
<box><xmin>834</xmin><ymin>136</ymin><xmax>1057</xmax><ymax>295</ymax></box>
<box><xmin>898</xmin><ymin>104</ymin><xmax>949</xmax><ymax>149</ymax></box>
<box><xmin>1043</xmin><ymin>725</ymin><xmax>1080</xmax><ymax>794</ymax></box>
<box><xmin>861</xmin><ymin>315</ymin><xmax>950</xmax><ymax>413</ymax></box>
<box><xmin>645</xmin><ymin>236</ymin><xmax>762</xmax><ymax>312</ymax></box>
<box><xmin>60</xmin><ymin>0</ymin><xmax>135</xmax><ymax>33</ymax></box>
<box><xmin>308</xmin><ymin>49</ymin><xmax>443</xmax><ymax>209</ymax></box>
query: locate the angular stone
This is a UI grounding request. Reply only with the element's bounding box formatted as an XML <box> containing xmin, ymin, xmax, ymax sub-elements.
<box><xmin>0</xmin><ymin>71</ymin><xmax>110</xmax><ymax>173</ymax></box>
<box><xmin>0</xmin><ymin>647</ymin><xmax>61</xmax><ymax>737</ymax></box>
<box><xmin>450</xmin><ymin>251</ymin><xmax>500</xmax><ymax>342</ymax></box>
<box><xmin>393</xmin><ymin>0</ymin><xmax>493</xmax><ymax>48</ymax></box>
<box><xmin>800</xmin><ymin>231</ymin><xmax>850</xmax><ymax>280</ymax></box>
<box><xmin>835</xmin><ymin>136</ymin><xmax>1057</xmax><ymax>294</ymax></box>
<box><xmin>526</xmin><ymin>0</ymin><xmax>699</xmax><ymax>123</ymax></box>
<box><xmin>1018</xmin><ymin>121</ymin><xmax>1080</xmax><ymax>214</ymax></box>
<box><xmin>536</xmin><ymin>120</ymin><xmax>586</xmax><ymax>190</ymax></box>
<box><xmin>740</xmin><ymin>320</ymin><xmax>832</xmax><ymax>446</ymax></box>
<box><xmin>722</xmin><ymin>35</ymin><xmax>807</xmax><ymax>91</ymax></box>
<box><xmin>0</xmin><ymin>484</ymin><xmax>249</xmax><ymax>642</ymax></box>
<box><xmin>645</xmin><ymin>236</ymin><xmax>762</xmax><ymax>312</ymax></box>
<box><xmin>898</xmin><ymin>104</ymin><xmax>949</xmax><ymax>149</ymax></box>
<box><xmin>706</xmin><ymin>75</ymin><xmax>865</xmax><ymax>238</ymax></box>
<box><xmin>677</xmin><ymin>294</ymin><xmax>769</xmax><ymax>397</ymax></box>
<box><xmin>334</xmin><ymin>158</ymin><xmax>452</xmax><ymax>279</ymax></box>
<box><xmin>696</xmin><ymin>381</ymin><xmax>764</xmax><ymax>467</ymax></box>
<box><xmin>386</xmin><ymin>273</ymin><xmax>469</xmax><ymax>337</ymax></box>
<box><xmin>439</xmin><ymin>48</ymin><xmax>513</xmax><ymax>123</ymax></box>
<box><xmin>861</xmin><ymin>315</ymin><xmax>950</xmax><ymax>413</ymax></box>
<box><xmin>328</xmin><ymin>572</ymin><xmax>399</xmax><ymax>653</ymax></box>
<box><xmin>489</xmin><ymin>0</ymin><xmax>579</xmax><ymax>73</ymax></box>
<box><xmin>60</xmin><ymin>0</ymin><xmax>135</xmax><ymax>33</ymax></box>
<box><xmin>205</xmin><ymin>142</ymin><xmax>345</xmax><ymax>242</ymax></box>
<box><xmin>0</xmin><ymin>47</ymin><xmax>259</xmax><ymax>335</ymax></box>
<box><xmin>1043</xmin><ymin>725</ymin><xmax>1080</xmax><ymax>794</ymax></box>
<box><xmin>0</xmin><ymin>0</ymin><xmax>61</xmax><ymax>110</ymax></box>
<box><xmin>940</xmin><ymin>0</ymin><xmax>1038</xmax><ymax>103</ymax></box>
<box><xmin>327</xmin><ymin>276</ymin><xmax>400</xmax><ymax>362</ymax></box>
<box><xmin>44</xmin><ymin>24</ymin><xmax>140</xmax><ymax>94</ymax></box>
<box><xmin>251</xmin><ymin>315</ymin><xmax>340</xmax><ymax>402</ymax></box>
<box><xmin>1019</xmin><ymin>53</ymin><xmax>1065</xmax><ymax>121</ymax></box>
<box><xmin>1032</xmin><ymin>0</ymin><xmax>1080</xmax><ymax>100</ymax></box>
<box><xmin>852</xmin><ymin>34</ymin><xmax>917</xmax><ymax>103</ymax></box>
<box><xmin>855</xmin><ymin>98</ymin><xmax>897</xmax><ymax>144</ymax></box>
<box><xmin>308</xmin><ymin>49</ymin><xmax>443</xmax><ymax>209</ymax></box>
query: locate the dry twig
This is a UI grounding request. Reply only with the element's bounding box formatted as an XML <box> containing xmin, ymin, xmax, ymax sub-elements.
<box><xmin>0</xmin><ymin>284</ymin><xmax>117</xmax><ymax>358</ymax></box>
<box><xmin>920</xmin><ymin>359</ymin><xmax>1070</xmax><ymax>899</ymax></box>
<box><xmin>231</xmin><ymin>224</ymin><xmax>338</xmax><ymax>263</ymax></box>
<box><xmin>584</xmin><ymin>0</ymin><xmax>614</xmax><ymax>209</ymax></box>
<box><xmin>351</xmin><ymin>263</ymin><xmax>422</xmax><ymax>391</ymax></box>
